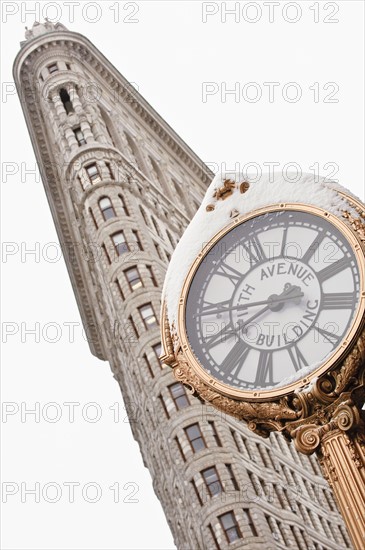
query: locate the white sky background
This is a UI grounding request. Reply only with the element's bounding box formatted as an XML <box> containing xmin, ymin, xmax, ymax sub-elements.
<box><xmin>1</xmin><ymin>1</ymin><xmax>364</xmax><ymax>549</ymax></box>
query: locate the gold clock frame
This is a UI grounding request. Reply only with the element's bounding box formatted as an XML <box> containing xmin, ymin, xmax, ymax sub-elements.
<box><xmin>177</xmin><ymin>202</ymin><xmax>365</xmax><ymax>402</ymax></box>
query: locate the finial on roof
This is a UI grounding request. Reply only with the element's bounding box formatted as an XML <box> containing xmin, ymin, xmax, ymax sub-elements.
<box><xmin>24</xmin><ymin>20</ymin><xmax>67</xmax><ymax>40</ymax></box>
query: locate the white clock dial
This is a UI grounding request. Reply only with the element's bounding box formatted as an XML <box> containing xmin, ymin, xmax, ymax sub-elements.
<box><xmin>184</xmin><ymin>209</ymin><xmax>361</xmax><ymax>392</ymax></box>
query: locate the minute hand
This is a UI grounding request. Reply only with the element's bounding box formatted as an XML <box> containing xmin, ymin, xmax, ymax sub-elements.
<box><xmin>234</xmin><ymin>290</ymin><xmax>302</xmax><ymax>332</ymax></box>
<box><xmin>195</xmin><ymin>291</ymin><xmax>304</xmax><ymax>317</ymax></box>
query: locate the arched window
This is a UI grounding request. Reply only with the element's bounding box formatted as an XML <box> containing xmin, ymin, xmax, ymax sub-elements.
<box><xmin>111</xmin><ymin>231</ymin><xmax>129</xmax><ymax>256</ymax></box>
<box><xmin>118</xmin><ymin>194</ymin><xmax>129</xmax><ymax>216</ymax></box>
<box><xmin>149</xmin><ymin>157</ymin><xmax>165</xmax><ymax>190</ymax></box>
<box><xmin>151</xmin><ymin>216</ymin><xmax>162</xmax><ymax>238</ymax></box>
<box><xmin>166</xmin><ymin>229</ymin><xmax>175</xmax><ymax>247</ymax></box>
<box><xmin>99</xmin><ymin>197</ymin><xmax>116</xmax><ymax>221</ymax></box>
<box><xmin>73</xmin><ymin>127</ymin><xmax>86</xmax><ymax>146</ymax></box>
<box><xmin>139</xmin><ymin>205</ymin><xmax>150</xmax><ymax>226</ymax></box>
<box><xmin>125</xmin><ymin>132</ymin><xmax>145</xmax><ymax>173</ymax></box>
<box><xmin>99</xmin><ymin>107</ymin><xmax>118</xmax><ymax>147</ymax></box>
<box><xmin>59</xmin><ymin>88</ymin><xmax>74</xmax><ymax>114</ymax></box>
<box><xmin>172</xmin><ymin>179</ymin><xmax>188</xmax><ymax>212</ymax></box>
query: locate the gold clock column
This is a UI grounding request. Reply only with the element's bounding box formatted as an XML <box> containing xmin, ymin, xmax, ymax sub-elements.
<box><xmin>293</xmin><ymin>397</ymin><xmax>365</xmax><ymax>550</ymax></box>
<box><xmin>320</xmin><ymin>428</ymin><xmax>365</xmax><ymax>549</ymax></box>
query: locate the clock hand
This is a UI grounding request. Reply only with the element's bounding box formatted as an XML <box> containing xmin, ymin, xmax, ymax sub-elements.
<box><xmin>202</xmin><ymin>284</ymin><xmax>303</xmax><ymax>346</ymax></box>
<box><xmin>235</xmin><ymin>283</ymin><xmax>303</xmax><ymax>332</ymax></box>
<box><xmin>195</xmin><ymin>284</ymin><xmax>303</xmax><ymax>317</ymax></box>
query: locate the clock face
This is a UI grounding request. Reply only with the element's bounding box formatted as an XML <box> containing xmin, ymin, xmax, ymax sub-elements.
<box><xmin>183</xmin><ymin>206</ymin><xmax>364</xmax><ymax>395</ymax></box>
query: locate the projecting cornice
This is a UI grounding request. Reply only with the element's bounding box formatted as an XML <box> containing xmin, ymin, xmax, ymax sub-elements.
<box><xmin>13</xmin><ymin>30</ymin><xmax>214</xmax><ymax>186</ymax></box>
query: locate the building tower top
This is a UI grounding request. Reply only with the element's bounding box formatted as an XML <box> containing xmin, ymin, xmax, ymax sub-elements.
<box><xmin>23</xmin><ymin>20</ymin><xmax>68</xmax><ymax>44</ymax></box>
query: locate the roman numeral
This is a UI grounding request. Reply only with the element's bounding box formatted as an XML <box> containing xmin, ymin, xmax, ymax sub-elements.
<box><xmin>220</xmin><ymin>341</ymin><xmax>250</xmax><ymax>381</ymax></box>
<box><xmin>301</xmin><ymin>232</ymin><xmax>325</xmax><ymax>264</ymax></box>
<box><xmin>322</xmin><ymin>293</ymin><xmax>355</xmax><ymax>310</ymax></box>
<box><xmin>204</xmin><ymin>322</ymin><xmax>237</xmax><ymax>349</ymax></box>
<box><xmin>317</xmin><ymin>256</ymin><xmax>348</xmax><ymax>283</ymax></box>
<box><xmin>244</xmin><ymin>236</ymin><xmax>266</xmax><ymax>266</ymax></box>
<box><xmin>315</xmin><ymin>326</ymin><xmax>341</xmax><ymax>347</ymax></box>
<box><xmin>288</xmin><ymin>344</ymin><xmax>308</xmax><ymax>372</ymax></box>
<box><xmin>216</xmin><ymin>262</ymin><xmax>242</xmax><ymax>284</ymax></box>
<box><xmin>281</xmin><ymin>227</ymin><xmax>288</xmax><ymax>257</ymax></box>
<box><xmin>254</xmin><ymin>351</ymin><xmax>274</xmax><ymax>387</ymax></box>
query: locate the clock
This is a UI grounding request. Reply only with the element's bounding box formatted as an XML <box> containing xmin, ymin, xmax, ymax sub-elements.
<box><xmin>161</xmin><ymin>178</ymin><xmax>365</xmax><ymax>541</ymax></box>
<box><xmin>177</xmin><ymin>203</ymin><xmax>365</xmax><ymax>400</ymax></box>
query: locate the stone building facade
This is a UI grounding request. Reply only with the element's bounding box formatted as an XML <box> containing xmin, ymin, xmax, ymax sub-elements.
<box><xmin>13</xmin><ymin>21</ymin><xmax>351</xmax><ymax>550</ymax></box>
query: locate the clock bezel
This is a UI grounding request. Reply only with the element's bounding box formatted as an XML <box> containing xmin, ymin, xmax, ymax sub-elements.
<box><xmin>178</xmin><ymin>202</ymin><xmax>365</xmax><ymax>401</ymax></box>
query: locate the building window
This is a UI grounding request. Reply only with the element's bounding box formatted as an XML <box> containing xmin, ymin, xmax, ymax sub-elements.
<box><xmin>118</xmin><ymin>194</ymin><xmax>129</xmax><ymax>216</ymax></box>
<box><xmin>115</xmin><ymin>278</ymin><xmax>124</xmax><ymax>300</ymax></box>
<box><xmin>241</xmin><ymin>435</ymin><xmax>253</xmax><ymax>459</ymax></box>
<box><xmin>169</xmin><ymin>382</ymin><xmax>189</xmax><ymax>410</ymax></box>
<box><xmin>149</xmin><ymin>156</ymin><xmax>165</xmax><ymax>188</ymax></box>
<box><xmin>146</xmin><ymin>265</ymin><xmax>158</xmax><ymax>287</ymax></box>
<box><xmin>152</xmin><ymin>342</ymin><xmax>162</xmax><ymax>361</ymax></box>
<box><xmin>65</xmin><ymin>62</ymin><xmax>71</xmax><ymax>70</ymax></box>
<box><xmin>139</xmin><ymin>206</ymin><xmax>149</xmax><ymax>226</ymax></box>
<box><xmin>248</xmin><ymin>472</ymin><xmax>261</xmax><ymax>498</ymax></box>
<box><xmin>166</xmin><ymin>229</ymin><xmax>175</xmax><ymax>248</ymax></box>
<box><xmin>139</xmin><ymin>303</ymin><xmax>158</xmax><ymax>329</ymax></box>
<box><xmin>158</xmin><ymin>394</ymin><xmax>169</xmax><ymax>419</ymax></box>
<box><xmin>86</xmin><ymin>163</ymin><xmax>101</xmax><ymax>184</ymax></box>
<box><xmin>73</xmin><ymin>127</ymin><xmax>86</xmax><ymax>146</ymax></box>
<box><xmin>230</xmin><ymin>430</ymin><xmax>241</xmax><ymax>452</ymax></box>
<box><xmin>290</xmin><ymin>525</ymin><xmax>303</xmax><ymax>550</ymax></box>
<box><xmin>125</xmin><ymin>132</ymin><xmax>144</xmax><ymax>172</ymax></box>
<box><xmin>257</xmin><ymin>443</ymin><xmax>271</xmax><ymax>468</ymax></box>
<box><xmin>131</xmin><ymin>230</ymin><xmax>143</xmax><ymax>251</ymax></box>
<box><xmin>202</xmin><ymin>466</ymin><xmax>223</xmax><ymax>497</ymax></box>
<box><xmin>48</xmin><ymin>63</ymin><xmax>58</xmax><ymax>74</ymax></box>
<box><xmin>39</xmin><ymin>73</ymin><xmax>44</xmax><ymax>82</ymax></box>
<box><xmin>143</xmin><ymin>353</ymin><xmax>154</xmax><ymax>378</ymax></box>
<box><xmin>124</xmin><ymin>266</ymin><xmax>143</xmax><ymax>291</ymax></box>
<box><xmin>59</xmin><ymin>88</ymin><xmax>74</xmax><ymax>114</ymax></box>
<box><xmin>151</xmin><ymin>216</ymin><xmax>162</xmax><ymax>238</ymax></box>
<box><xmin>99</xmin><ymin>197</ymin><xmax>116</xmax><ymax>220</ymax></box>
<box><xmin>208</xmin><ymin>524</ymin><xmax>220</xmax><ymax>550</ymax></box>
<box><xmin>208</xmin><ymin>421</ymin><xmax>222</xmax><ymax>447</ymax></box>
<box><xmin>185</xmin><ymin>423</ymin><xmax>206</xmax><ymax>453</ymax></box>
<box><xmin>274</xmin><ymin>484</ymin><xmax>287</xmax><ymax>508</ymax></box>
<box><xmin>112</xmin><ymin>231</ymin><xmax>129</xmax><ymax>256</ymax></box>
<box><xmin>128</xmin><ymin>315</ymin><xmax>139</xmax><ymax>339</ymax></box>
<box><xmin>324</xmin><ymin>490</ymin><xmax>336</xmax><ymax>512</ymax></box>
<box><xmin>165</xmin><ymin>251</ymin><xmax>171</xmax><ymax>262</ymax></box>
<box><xmin>191</xmin><ymin>479</ymin><xmax>203</xmax><ymax>506</ymax></box>
<box><xmin>172</xmin><ymin>178</ymin><xmax>187</xmax><ymax>211</ymax></box>
<box><xmin>339</xmin><ymin>525</ymin><xmax>350</xmax><ymax>547</ymax></box>
<box><xmin>174</xmin><ymin>436</ymin><xmax>185</xmax><ymax>461</ymax></box>
<box><xmin>219</xmin><ymin>511</ymin><xmax>242</xmax><ymax>544</ymax></box>
<box><xmin>242</xmin><ymin>509</ymin><xmax>258</xmax><ymax>537</ymax></box>
<box><xmin>105</xmin><ymin>161</ymin><xmax>114</xmax><ymax>180</ymax></box>
<box><xmin>154</xmin><ymin>242</ymin><xmax>163</xmax><ymax>260</ymax></box>
<box><xmin>226</xmin><ymin>464</ymin><xmax>239</xmax><ymax>491</ymax></box>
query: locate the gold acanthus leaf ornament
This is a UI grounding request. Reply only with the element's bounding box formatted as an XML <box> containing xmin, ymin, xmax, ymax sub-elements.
<box><xmin>330</xmin><ymin>330</ymin><xmax>365</xmax><ymax>395</ymax></box>
<box><xmin>173</xmin><ymin>350</ymin><xmax>298</xmax><ymax>424</ymax></box>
